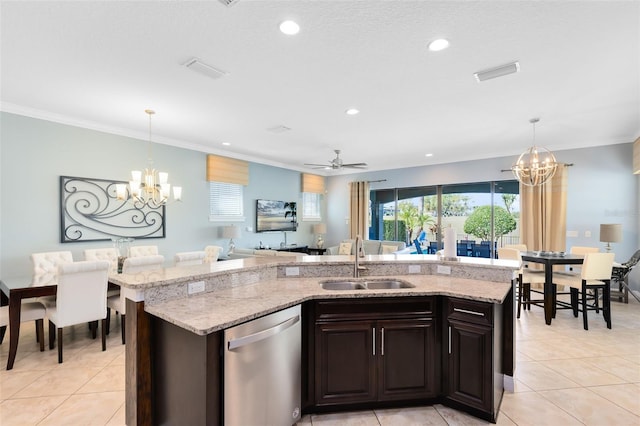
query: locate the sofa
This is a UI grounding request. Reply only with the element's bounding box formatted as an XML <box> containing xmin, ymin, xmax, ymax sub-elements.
<box><xmin>326</xmin><ymin>239</ymin><xmax>406</xmax><ymax>255</ymax></box>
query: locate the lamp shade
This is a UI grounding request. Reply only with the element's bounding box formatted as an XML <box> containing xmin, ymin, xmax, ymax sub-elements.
<box><xmin>313</xmin><ymin>223</ymin><xmax>327</xmax><ymax>234</ymax></box>
<box><xmin>599</xmin><ymin>224</ymin><xmax>622</xmax><ymax>243</ymax></box>
<box><xmin>222</xmin><ymin>225</ymin><xmax>241</xmax><ymax>239</ymax></box>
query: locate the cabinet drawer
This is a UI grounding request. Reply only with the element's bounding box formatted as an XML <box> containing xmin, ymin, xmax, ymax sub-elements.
<box><xmin>315</xmin><ymin>297</ymin><xmax>434</xmax><ymax>321</ymax></box>
<box><xmin>447</xmin><ymin>298</ymin><xmax>493</xmax><ymax>326</ymax></box>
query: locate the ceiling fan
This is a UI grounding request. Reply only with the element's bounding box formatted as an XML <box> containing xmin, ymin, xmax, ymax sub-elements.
<box><xmin>304</xmin><ymin>149</ymin><xmax>368</xmax><ymax>170</ymax></box>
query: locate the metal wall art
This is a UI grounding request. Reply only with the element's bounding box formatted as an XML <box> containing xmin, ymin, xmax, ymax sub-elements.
<box><xmin>60</xmin><ymin>175</ymin><xmax>165</xmax><ymax>243</ymax></box>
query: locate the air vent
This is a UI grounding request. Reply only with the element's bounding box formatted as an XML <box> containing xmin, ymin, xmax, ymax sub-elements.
<box><xmin>218</xmin><ymin>0</ymin><xmax>240</xmax><ymax>6</ymax></box>
<box><xmin>267</xmin><ymin>125</ymin><xmax>292</xmax><ymax>134</ymax></box>
<box><xmin>474</xmin><ymin>61</ymin><xmax>520</xmax><ymax>82</ymax></box>
<box><xmin>184</xmin><ymin>58</ymin><xmax>229</xmax><ymax>80</ymax></box>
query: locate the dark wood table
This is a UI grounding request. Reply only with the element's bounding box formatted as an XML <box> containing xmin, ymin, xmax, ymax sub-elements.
<box><xmin>520</xmin><ymin>251</ymin><xmax>584</xmax><ymax>325</ymax></box>
<box><xmin>307</xmin><ymin>247</ymin><xmax>327</xmax><ymax>255</ymax></box>
<box><xmin>0</xmin><ymin>274</ymin><xmax>118</xmax><ymax>370</ymax></box>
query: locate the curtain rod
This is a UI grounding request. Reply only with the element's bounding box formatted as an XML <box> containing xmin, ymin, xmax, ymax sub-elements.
<box><xmin>349</xmin><ymin>179</ymin><xmax>387</xmax><ymax>183</ymax></box>
<box><xmin>500</xmin><ymin>163</ymin><xmax>573</xmax><ymax>173</ymax></box>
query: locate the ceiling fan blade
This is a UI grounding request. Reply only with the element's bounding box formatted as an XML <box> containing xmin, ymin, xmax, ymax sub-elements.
<box><xmin>342</xmin><ymin>163</ymin><xmax>368</xmax><ymax>168</ymax></box>
<box><xmin>304</xmin><ymin>163</ymin><xmax>331</xmax><ymax>167</ymax></box>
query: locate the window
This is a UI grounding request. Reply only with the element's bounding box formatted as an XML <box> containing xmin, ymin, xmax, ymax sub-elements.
<box><xmin>209</xmin><ymin>182</ymin><xmax>244</xmax><ymax>221</ymax></box>
<box><xmin>369</xmin><ymin>180</ymin><xmax>520</xmax><ymax>256</ymax></box>
<box><xmin>302</xmin><ymin>192</ymin><xmax>321</xmax><ymax>221</ymax></box>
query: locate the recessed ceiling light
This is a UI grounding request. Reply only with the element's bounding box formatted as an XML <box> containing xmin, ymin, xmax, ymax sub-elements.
<box><xmin>425</xmin><ymin>153</ymin><xmax>433</xmax><ymax>157</ymax></box>
<box><xmin>222</xmin><ymin>142</ymin><xmax>231</xmax><ymax>146</ymax></box>
<box><xmin>345</xmin><ymin>108</ymin><xmax>360</xmax><ymax>115</ymax></box>
<box><xmin>428</xmin><ymin>39</ymin><xmax>449</xmax><ymax>52</ymax></box>
<box><xmin>279</xmin><ymin>20</ymin><xmax>300</xmax><ymax>35</ymax></box>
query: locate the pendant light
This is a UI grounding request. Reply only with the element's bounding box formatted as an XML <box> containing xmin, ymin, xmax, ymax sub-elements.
<box><xmin>511</xmin><ymin>118</ymin><xmax>558</xmax><ymax>186</ymax></box>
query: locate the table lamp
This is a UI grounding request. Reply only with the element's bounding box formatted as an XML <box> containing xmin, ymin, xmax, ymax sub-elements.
<box><xmin>599</xmin><ymin>224</ymin><xmax>622</xmax><ymax>253</ymax></box>
<box><xmin>313</xmin><ymin>223</ymin><xmax>327</xmax><ymax>248</ymax></box>
<box><xmin>222</xmin><ymin>225</ymin><xmax>241</xmax><ymax>254</ymax></box>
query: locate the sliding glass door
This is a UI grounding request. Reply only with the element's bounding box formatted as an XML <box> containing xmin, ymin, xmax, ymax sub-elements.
<box><xmin>369</xmin><ymin>180</ymin><xmax>520</xmax><ymax>257</ymax></box>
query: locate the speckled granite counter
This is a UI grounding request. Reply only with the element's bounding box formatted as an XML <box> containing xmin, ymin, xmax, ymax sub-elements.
<box><xmin>120</xmin><ymin>254</ymin><xmax>518</xmax><ymax>336</ymax></box>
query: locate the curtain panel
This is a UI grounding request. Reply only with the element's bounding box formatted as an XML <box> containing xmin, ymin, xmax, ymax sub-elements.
<box><xmin>349</xmin><ymin>181</ymin><xmax>370</xmax><ymax>239</ymax></box>
<box><xmin>520</xmin><ymin>165</ymin><xmax>568</xmax><ymax>253</ymax></box>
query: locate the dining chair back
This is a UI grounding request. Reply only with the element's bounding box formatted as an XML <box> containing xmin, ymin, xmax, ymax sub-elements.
<box><xmin>128</xmin><ymin>245</ymin><xmax>159</xmax><ymax>257</ymax></box>
<box><xmin>84</xmin><ymin>248</ymin><xmax>119</xmax><ymax>273</ymax></box>
<box><xmin>174</xmin><ymin>251</ymin><xmax>206</xmax><ymax>267</ymax></box>
<box><xmin>570</xmin><ymin>246</ymin><xmax>600</xmax><ymax>255</ymax></box>
<box><xmin>504</xmin><ymin>244</ymin><xmax>528</xmax><ymax>253</ymax></box>
<box><xmin>121</xmin><ymin>255</ymin><xmax>165</xmax><ymax>273</ymax></box>
<box><xmin>204</xmin><ymin>246</ymin><xmax>223</xmax><ymax>263</ymax></box>
<box><xmin>30</xmin><ymin>251</ymin><xmax>73</xmax><ymax>275</ymax></box>
<box><xmin>46</xmin><ymin>260</ymin><xmax>110</xmax><ymax>363</ymax></box>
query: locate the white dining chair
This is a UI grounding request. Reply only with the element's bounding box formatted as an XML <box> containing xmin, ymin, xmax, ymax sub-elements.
<box><xmin>84</xmin><ymin>247</ymin><xmax>119</xmax><ymax>273</ymax></box>
<box><xmin>497</xmin><ymin>247</ymin><xmax>546</xmax><ymax>318</ymax></box>
<box><xmin>554</xmin><ymin>252</ymin><xmax>615</xmax><ymax>330</ymax></box>
<box><xmin>204</xmin><ymin>246</ymin><xmax>223</xmax><ymax>263</ymax></box>
<box><xmin>129</xmin><ymin>245</ymin><xmax>159</xmax><ymax>257</ymax></box>
<box><xmin>30</xmin><ymin>250</ymin><xmax>74</xmax><ymax>309</ymax></box>
<box><xmin>174</xmin><ymin>251</ymin><xmax>206</xmax><ymax>267</ymax></box>
<box><xmin>84</xmin><ymin>247</ymin><xmax>120</xmax><ymax>298</ymax></box>
<box><xmin>46</xmin><ymin>260</ymin><xmax>111</xmax><ymax>363</ymax></box>
<box><xmin>0</xmin><ymin>302</ymin><xmax>46</xmax><ymax>353</ymax></box>
<box><xmin>108</xmin><ymin>255</ymin><xmax>164</xmax><ymax>344</ymax></box>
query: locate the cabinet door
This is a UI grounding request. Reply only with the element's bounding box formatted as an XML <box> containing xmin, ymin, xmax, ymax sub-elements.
<box><xmin>378</xmin><ymin>318</ymin><xmax>438</xmax><ymax>400</ymax></box>
<box><xmin>315</xmin><ymin>321</ymin><xmax>376</xmax><ymax>406</ymax></box>
<box><xmin>447</xmin><ymin>319</ymin><xmax>492</xmax><ymax>412</ymax></box>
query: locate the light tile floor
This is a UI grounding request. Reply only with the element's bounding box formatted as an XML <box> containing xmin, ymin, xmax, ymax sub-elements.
<box><xmin>1</xmin><ymin>297</ymin><xmax>638</xmax><ymax>425</ymax></box>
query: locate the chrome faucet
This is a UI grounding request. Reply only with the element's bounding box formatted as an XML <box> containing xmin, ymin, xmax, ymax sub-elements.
<box><xmin>354</xmin><ymin>235</ymin><xmax>367</xmax><ymax>278</ymax></box>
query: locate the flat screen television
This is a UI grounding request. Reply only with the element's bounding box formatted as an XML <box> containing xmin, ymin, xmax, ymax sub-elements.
<box><xmin>256</xmin><ymin>199</ymin><xmax>298</xmax><ymax>233</ymax></box>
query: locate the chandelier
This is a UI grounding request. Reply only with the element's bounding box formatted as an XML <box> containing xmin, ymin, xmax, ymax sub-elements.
<box><xmin>116</xmin><ymin>109</ymin><xmax>182</xmax><ymax>208</ymax></box>
<box><xmin>511</xmin><ymin>118</ymin><xmax>558</xmax><ymax>186</ymax></box>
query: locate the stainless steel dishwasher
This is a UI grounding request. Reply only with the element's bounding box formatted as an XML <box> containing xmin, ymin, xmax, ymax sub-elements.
<box><xmin>224</xmin><ymin>304</ymin><xmax>301</xmax><ymax>426</ymax></box>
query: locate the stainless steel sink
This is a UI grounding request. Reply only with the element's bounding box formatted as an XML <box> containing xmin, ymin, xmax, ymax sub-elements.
<box><xmin>321</xmin><ymin>279</ymin><xmax>414</xmax><ymax>291</ymax></box>
<box><xmin>365</xmin><ymin>280</ymin><xmax>414</xmax><ymax>289</ymax></box>
<box><xmin>321</xmin><ymin>281</ymin><xmax>366</xmax><ymax>290</ymax></box>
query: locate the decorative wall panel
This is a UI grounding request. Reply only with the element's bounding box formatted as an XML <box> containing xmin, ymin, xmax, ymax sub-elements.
<box><xmin>60</xmin><ymin>175</ymin><xmax>165</xmax><ymax>243</ymax></box>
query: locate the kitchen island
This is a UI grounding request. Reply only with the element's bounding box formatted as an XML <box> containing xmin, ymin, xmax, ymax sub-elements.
<box><xmin>110</xmin><ymin>254</ymin><xmax>518</xmax><ymax>425</ymax></box>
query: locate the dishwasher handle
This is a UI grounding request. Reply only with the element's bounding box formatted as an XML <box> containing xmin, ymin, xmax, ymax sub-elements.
<box><xmin>227</xmin><ymin>314</ymin><xmax>300</xmax><ymax>351</ymax></box>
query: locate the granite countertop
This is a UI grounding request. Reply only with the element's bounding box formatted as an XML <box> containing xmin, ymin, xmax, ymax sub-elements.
<box><xmin>145</xmin><ymin>274</ymin><xmax>513</xmax><ymax>336</ymax></box>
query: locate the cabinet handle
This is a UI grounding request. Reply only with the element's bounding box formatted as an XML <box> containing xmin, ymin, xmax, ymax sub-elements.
<box><xmin>448</xmin><ymin>326</ymin><xmax>451</xmax><ymax>354</ymax></box>
<box><xmin>372</xmin><ymin>327</ymin><xmax>376</xmax><ymax>356</ymax></box>
<box><xmin>453</xmin><ymin>307</ymin><xmax>484</xmax><ymax>317</ymax></box>
<box><xmin>381</xmin><ymin>327</ymin><xmax>385</xmax><ymax>356</ymax></box>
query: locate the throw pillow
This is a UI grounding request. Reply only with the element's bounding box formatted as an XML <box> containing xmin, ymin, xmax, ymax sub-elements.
<box><xmin>338</xmin><ymin>242</ymin><xmax>353</xmax><ymax>255</ymax></box>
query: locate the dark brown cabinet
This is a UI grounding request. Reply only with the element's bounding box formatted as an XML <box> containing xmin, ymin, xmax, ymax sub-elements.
<box><xmin>312</xmin><ymin>298</ymin><xmax>438</xmax><ymax>408</ymax></box>
<box><xmin>444</xmin><ymin>298</ymin><xmax>503</xmax><ymax>422</ymax></box>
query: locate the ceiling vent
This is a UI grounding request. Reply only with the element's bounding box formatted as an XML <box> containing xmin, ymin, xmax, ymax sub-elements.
<box><xmin>474</xmin><ymin>61</ymin><xmax>520</xmax><ymax>82</ymax></box>
<box><xmin>218</xmin><ymin>0</ymin><xmax>240</xmax><ymax>6</ymax></box>
<box><xmin>267</xmin><ymin>125</ymin><xmax>292</xmax><ymax>134</ymax></box>
<box><xmin>184</xmin><ymin>57</ymin><xmax>229</xmax><ymax>80</ymax></box>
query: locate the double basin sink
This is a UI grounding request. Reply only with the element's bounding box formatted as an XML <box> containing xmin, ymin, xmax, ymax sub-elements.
<box><xmin>321</xmin><ymin>279</ymin><xmax>415</xmax><ymax>291</ymax></box>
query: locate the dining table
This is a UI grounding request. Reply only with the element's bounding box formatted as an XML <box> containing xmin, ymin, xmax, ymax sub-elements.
<box><xmin>520</xmin><ymin>251</ymin><xmax>584</xmax><ymax>325</ymax></box>
<box><xmin>0</xmin><ymin>274</ymin><xmax>119</xmax><ymax>370</ymax></box>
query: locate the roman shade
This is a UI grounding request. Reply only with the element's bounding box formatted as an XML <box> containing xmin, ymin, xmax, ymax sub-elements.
<box><xmin>302</xmin><ymin>173</ymin><xmax>325</xmax><ymax>194</ymax></box>
<box><xmin>207</xmin><ymin>154</ymin><xmax>249</xmax><ymax>185</ymax></box>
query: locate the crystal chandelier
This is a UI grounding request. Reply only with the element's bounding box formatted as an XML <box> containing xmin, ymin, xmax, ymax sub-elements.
<box><xmin>511</xmin><ymin>118</ymin><xmax>558</xmax><ymax>186</ymax></box>
<box><xmin>116</xmin><ymin>110</ymin><xmax>182</xmax><ymax>207</ymax></box>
